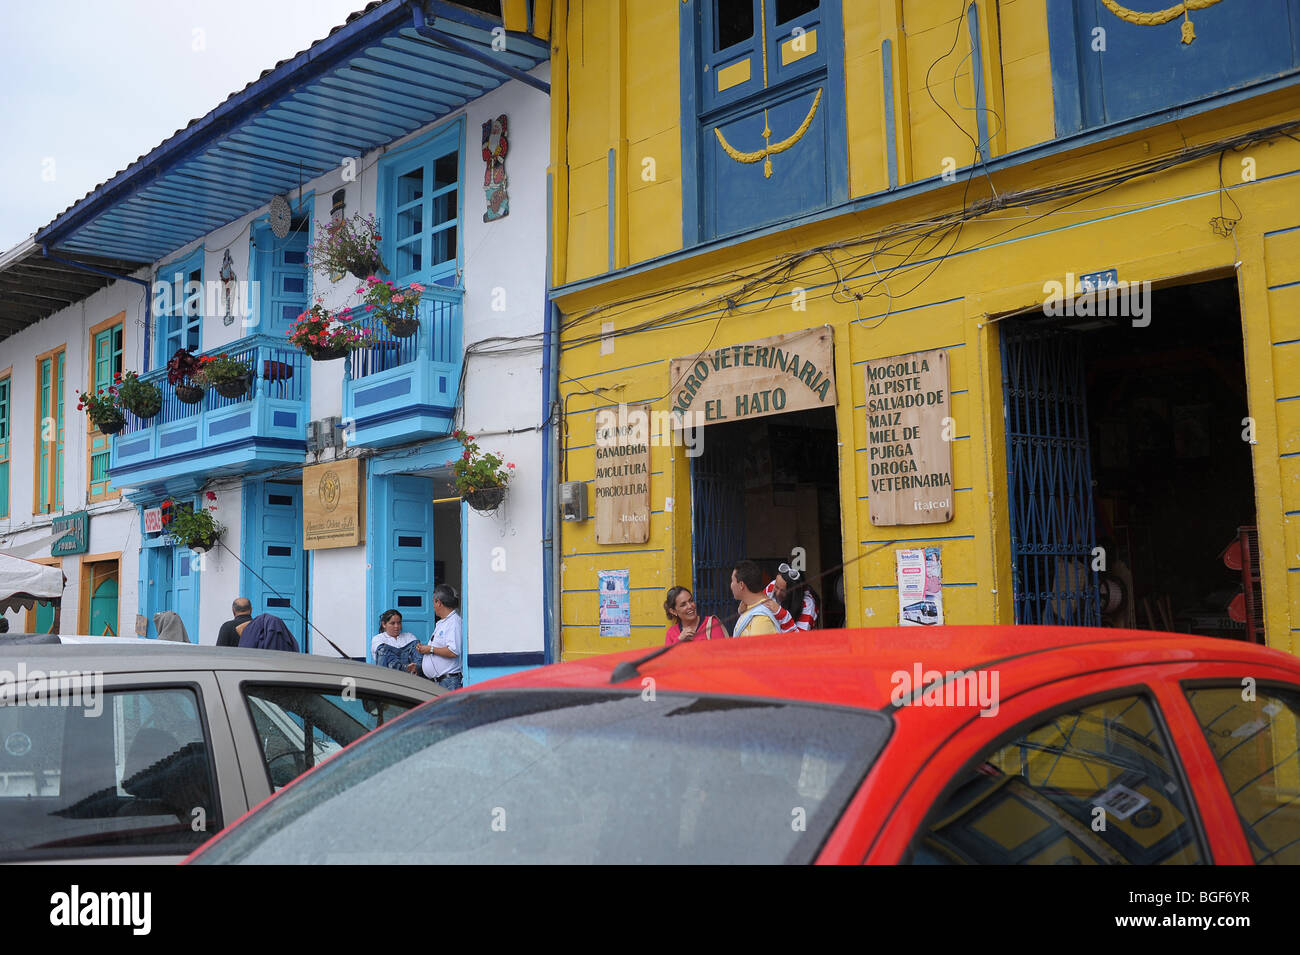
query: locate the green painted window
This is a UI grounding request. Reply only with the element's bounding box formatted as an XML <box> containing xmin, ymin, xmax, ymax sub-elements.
<box><xmin>36</xmin><ymin>352</ymin><xmax>65</xmax><ymax>514</ymax></box>
<box><xmin>0</xmin><ymin>375</ymin><xmax>9</xmax><ymax>518</ymax></box>
<box><xmin>89</xmin><ymin>324</ymin><xmax>122</xmax><ymax>500</ymax></box>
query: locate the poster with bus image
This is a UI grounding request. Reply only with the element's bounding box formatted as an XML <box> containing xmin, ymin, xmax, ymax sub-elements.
<box><xmin>897</xmin><ymin>547</ymin><xmax>944</xmax><ymax>626</ymax></box>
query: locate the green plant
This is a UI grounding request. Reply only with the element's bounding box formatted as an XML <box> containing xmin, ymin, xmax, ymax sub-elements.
<box><xmin>76</xmin><ymin>384</ymin><xmax>123</xmax><ymax>431</ymax></box>
<box><xmin>451</xmin><ymin>429</ymin><xmax>514</xmax><ymax>495</ymax></box>
<box><xmin>359</xmin><ymin>276</ymin><xmax>424</xmax><ymax>335</ymax></box>
<box><xmin>310</xmin><ymin>213</ymin><xmax>386</xmax><ymax>279</ymax></box>
<box><xmin>161</xmin><ymin>493</ymin><xmax>225</xmax><ymax>549</ymax></box>
<box><xmin>117</xmin><ymin>370</ymin><xmax>162</xmax><ymax>418</ymax></box>
<box><xmin>287</xmin><ymin>301</ymin><xmax>372</xmax><ymax>354</ymax></box>
<box><xmin>194</xmin><ymin>352</ymin><xmax>253</xmax><ymax>386</ymax></box>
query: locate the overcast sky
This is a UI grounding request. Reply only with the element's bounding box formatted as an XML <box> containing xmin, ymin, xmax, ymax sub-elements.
<box><xmin>0</xmin><ymin>0</ymin><xmax>367</xmax><ymax>251</ymax></box>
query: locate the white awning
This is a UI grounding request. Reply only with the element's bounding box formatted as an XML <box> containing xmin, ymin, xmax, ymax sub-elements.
<box><xmin>0</xmin><ymin>553</ymin><xmax>64</xmax><ymax>614</ymax></box>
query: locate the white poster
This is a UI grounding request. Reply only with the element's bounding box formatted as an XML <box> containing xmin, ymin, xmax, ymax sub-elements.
<box><xmin>598</xmin><ymin>569</ymin><xmax>631</xmax><ymax>637</ymax></box>
<box><xmin>897</xmin><ymin>547</ymin><xmax>944</xmax><ymax>626</ymax></box>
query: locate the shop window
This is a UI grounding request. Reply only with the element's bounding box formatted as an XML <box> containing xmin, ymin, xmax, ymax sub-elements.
<box><xmin>34</xmin><ymin>347</ymin><xmax>65</xmax><ymax>515</ymax></box>
<box><xmin>686</xmin><ymin>0</ymin><xmax>844</xmax><ymax>241</ymax></box>
<box><xmin>1049</xmin><ymin>0</ymin><xmax>1300</xmax><ymax>135</ymax></box>
<box><xmin>378</xmin><ymin>121</ymin><xmax>461</xmax><ymax>288</ymax></box>
<box><xmin>0</xmin><ymin>371</ymin><xmax>9</xmax><ymax>518</ymax></box>
<box><xmin>79</xmin><ymin>558</ymin><xmax>120</xmax><ymax>637</ymax></box>
<box><xmin>154</xmin><ymin>247</ymin><xmax>203</xmax><ymax>367</ymax></box>
<box><xmin>87</xmin><ymin>317</ymin><xmax>123</xmax><ymax>503</ymax></box>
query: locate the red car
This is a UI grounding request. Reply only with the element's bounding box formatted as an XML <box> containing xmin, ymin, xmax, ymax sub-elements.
<box><xmin>188</xmin><ymin>626</ymin><xmax>1300</xmax><ymax>864</ymax></box>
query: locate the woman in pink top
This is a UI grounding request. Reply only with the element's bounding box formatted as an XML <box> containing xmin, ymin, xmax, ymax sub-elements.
<box><xmin>663</xmin><ymin>586</ymin><xmax>729</xmax><ymax>645</ymax></box>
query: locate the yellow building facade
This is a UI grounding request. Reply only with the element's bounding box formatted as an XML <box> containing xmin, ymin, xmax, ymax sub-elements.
<box><xmin>547</xmin><ymin>0</ymin><xmax>1300</xmax><ymax>658</ymax></box>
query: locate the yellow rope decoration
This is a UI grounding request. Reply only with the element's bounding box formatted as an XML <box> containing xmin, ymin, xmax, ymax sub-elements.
<box><xmin>1099</xmin><ymin>0</ymin><xmax>1225</xmax><ymax>44</ymax></box>
<box><xmin>715</xmin><ymin>88</ymin><xmax>823</xmax><ymax>178</ymax></box>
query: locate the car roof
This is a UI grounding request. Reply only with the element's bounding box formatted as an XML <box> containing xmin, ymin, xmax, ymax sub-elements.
<box><xmin>470</xmin><ymin>626</ymin><xmax>1300</xmax><ymax>710</ymax></box>
<box><xmin>0</xmin><ymin>642</ymin><xmax>435</xmax><ymax>690</ymax></box>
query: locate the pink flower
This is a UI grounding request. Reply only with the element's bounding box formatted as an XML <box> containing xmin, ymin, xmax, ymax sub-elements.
<box><xmin>206</xmin><ymin>491</ymin><xmax>217</xmax><ymax>501</ymax></box>
<box><xmin>392</xmin><ymin>294</ymin><xmax>404</xmax><ymax>303</ymax></box>
<box><xmin>366</xmin><ymin>275</ymin><xmax>377</xmax><ymax>283</ymax></box>
<box><xmin>410</xmin><ymin>283</ymin><xmax>425</xmax><ymax>292</ymax></box>
<box><xmin>507</xmin><ymin>463</ymin><xmax>515</xmax><ymax>469</ymax></box>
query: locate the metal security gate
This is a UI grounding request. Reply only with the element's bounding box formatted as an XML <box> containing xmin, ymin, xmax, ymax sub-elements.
<box><xmin>690</xmin><ymin>424</ymin><xmax>749</xmax><ymax>626</ymax></box>
<box><xmin>1001</xmin><ymin>323</ymin><xmax>1102</xmax><ymax>626</ymax></box>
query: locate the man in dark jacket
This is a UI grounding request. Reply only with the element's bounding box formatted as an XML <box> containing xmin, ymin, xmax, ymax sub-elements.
<box><xmin>216</xmin><ymin>598</ymin><xmax>253</xmax><ymax>648</ymax></box>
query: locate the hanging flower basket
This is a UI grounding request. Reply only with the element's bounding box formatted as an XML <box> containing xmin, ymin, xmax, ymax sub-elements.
<box><xmin>98</xmin><ymin>411</ymin><xmax>126</xmax><ymax>435</ymax></box>
<box><xmin>464</xmin><ymin>486</ymin><xmax>506</xmax><ymax>513</ymax></box>
<box><xmin>188</xmin><ymin>536</ymin><xmax>221</xmax><ymax>555</ymax></box>
<box><xmin>118</xmin><ymin>371</ymin><xmax>162</xmax><ymax>420</ymax></box>
<box><xmin>161</xmin><ymin>495</ymin><xmax>225</xmax><ymax>553</ymax></box>
<box><xmin>360</xmin><ymin>276</ymin><xmax>425</xmax><ymax>338</ymax></box>
<box><xmin>384</xmin><ymin>313</ymin><xmax>420</xmax><ymax>338</ymax></box>
<box><xmin>310</xmin><ymin>213</ymin><xmax>386</xmax><ymax>282</ymax></box>
<box><xmin>303</xmin><ymin>342</ymin><xmax>352</xmax><ymax>361</ymax></box>
<box><xmin>175</xmin><ymin>383</ymin><xmax>205</xmax><ymax>404</ymax></box>
<box><xmin>213</xmin><ymin>374</ymin><xmax>253</xmax><ymax>399</ymax></box>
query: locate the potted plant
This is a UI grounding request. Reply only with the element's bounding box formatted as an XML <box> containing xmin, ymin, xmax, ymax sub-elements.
<box><xmin>166</xmin><ymin>348</ymin><xmax>205</xmax><ymax>404</ymax></box>
<box><xmin>288</xmin><ymin>300</ymin><xmax>372</xmax><ymax>360</ymax></box>
<box><xmin>76</xmin><ymin>385</ymin><xmax>125</xmax><ymax>434</ymax></box>
<box><xmin>360</xmin><ymin>276</ymin><xmax>425</xmax><ymax>338</ymax></box>
<box><xmin>161</xmin><ymin>493</ymin><xmax>225</xmax><ymax>553</ymax></box>
<box><xmin>117</xmin><ymin>370</ymin><xmax>162</xmax><ymax>420</ymax></box>
<box><xmin>310</xmin><ymin>213</ymin><xmax>386</xmax><ymax>281</ymax></box>
<box><xmin>451</xmin><ymin>429</ymin><xmax>514</xmax><ymax>512</ymax></box>
<box><xmin>196</xmin><ymin>352</ymin><xmax>255</xmax><ymax>399</ymax></box>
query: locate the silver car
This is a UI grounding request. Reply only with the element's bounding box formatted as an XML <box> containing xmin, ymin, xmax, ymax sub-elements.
<box><xmin>0</xmin><ymin>643</ymin><xmax>441</xmax><ymax>863</ymax></box>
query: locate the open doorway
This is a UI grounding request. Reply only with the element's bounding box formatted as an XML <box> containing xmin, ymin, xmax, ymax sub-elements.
<box><xmin>1002</xmin><ymin>276</ymin><xmax>1258</xmax><ymax>638</ymax></box>
<box><xmin>431</xmin><ymin>467</ymin><xmax>463</xmax><ymax>597</ymax></box>
<box><xmin>690</xmin><ymin>406</ymin><xmax>845</xmax><ymax>629</ymax></box>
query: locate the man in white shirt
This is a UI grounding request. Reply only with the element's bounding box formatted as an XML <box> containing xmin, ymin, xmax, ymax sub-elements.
<box><xmin>417</xmin><ymin>584</ymin><xmax>463</xmax><ymax>690</ymax></box>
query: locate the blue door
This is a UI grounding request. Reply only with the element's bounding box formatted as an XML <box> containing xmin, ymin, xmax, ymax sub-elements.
<box><xmin>254</xmin><ymin>224</ymin><xmax>309</xmax><ymax>339</ymax></box>
<box><xmin>142</xmin><ymin>546</ymin><xmax>173</xmax><ymax>639</ymax></box>
<box><xmin>690</xmin><ymin>424</ymin><xmax>749</xmax><ymax>625</ymax></box>
<box><xmin>173</xmin><ymin>547</ymin><xmax>199</xmax><ymax>642</ymax></box>
<box><xmin>247</xmin><ymin>481</ymin><xmax>307</xmax><ymax>647</ymax></box>
<box><xmin>387</xmin><ymin>475</ymin><xmax>435</xmax><ymax>645</ymax></box>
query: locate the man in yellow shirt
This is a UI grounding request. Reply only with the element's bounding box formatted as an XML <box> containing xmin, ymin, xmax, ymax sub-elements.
<box><xmin>731</xmin><ymin>560</ymin><xmax>782</xmax><ymax>637</ymax></box>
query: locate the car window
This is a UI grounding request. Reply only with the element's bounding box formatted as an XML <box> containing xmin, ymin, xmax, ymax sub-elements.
<box><xmin>908</xmin><ymin>694</ymin><xmax>1203</xmax><ymax>864</ymax></box>
<box><xmin>0</xmin><ymin>685</ymin><xmax>220</xmax><ymax>859</ymax></box>
<box><xmin>193</xmin><ymin>691</ymin><xmax>891</xmax><ymax>864</ymax></box>
<box><xmin>242</xmin><ymin>684</ymin><xmax>416</xmax><ymax>791</ymax></box>
<box><xmin>1184</xmin><ymin>683</ymin><xmax>1300</xmax><ymax>864</ymax></box>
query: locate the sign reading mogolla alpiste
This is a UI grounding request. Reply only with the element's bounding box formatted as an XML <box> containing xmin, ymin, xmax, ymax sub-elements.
<box><xmin>669</xmin><ymin>327</ymin><xmax>836</xmax><ymax>427</ymax></box>
<box><xmin>865</xmin><ymin>348</ymin><xmax>954</xmax><ymax>525</ymax></box>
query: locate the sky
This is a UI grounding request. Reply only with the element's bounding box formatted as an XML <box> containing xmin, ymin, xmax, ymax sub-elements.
<box><xmin>0</xmin><ymin>0</ymin><xmax>368</xmax><ymax>251</ymax></box>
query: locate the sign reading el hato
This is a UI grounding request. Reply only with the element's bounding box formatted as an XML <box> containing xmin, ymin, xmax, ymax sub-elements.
<box><xmin>865</xmin><ymin>348</ymin><xmax>953</xmax><ymax>525</ymax></box>
<box><xmin>304</xmin><ymin>457</ymin><xmax>365</xmax><ymax>549</ymax></box>
<box><xmin>669</xmin><ymin>327</ymin><xmax>835</xmax><ymax>427</ymax></box>
<box><xmin>594</xmin><ymin>404</ymin><xmax>651</xmax><ymax>544</ymax></box>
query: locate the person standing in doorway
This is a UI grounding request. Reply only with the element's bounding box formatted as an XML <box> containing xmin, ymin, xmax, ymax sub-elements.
<box><xmin>731</xmin><ymin>560</ymin><xmax>781</xmax><ymax>638</ymax></box>
<box><xmin>763</xmin><ymin>563</ymin><xmax>821</xmax><ymax>632</ymax></box>
<box><xmin>372</xmin><ymin>609</ymin><xmax>420</xmax><ymax>672</ymax></box>
<box><xmin>415</xmin><ymin>584</ymin><xmax>463</xmax><ymax>690</ymax></box>
<box><xmin>217</xmin><ymin>598</ymin><xmax>253</xmax><ymax>647</ymax></box>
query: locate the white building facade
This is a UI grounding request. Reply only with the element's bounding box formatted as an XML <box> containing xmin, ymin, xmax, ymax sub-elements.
<box><xmin>0</xmin><ymin>2</ymin><xmax>555</xmax><ymax>682</ymax></box>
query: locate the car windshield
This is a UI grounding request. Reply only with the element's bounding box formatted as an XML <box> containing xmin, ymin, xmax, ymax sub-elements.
<box><xmin>193</xmin><ymin>690</ymin><xmax>891</xmax><ymax>864</ymax></box>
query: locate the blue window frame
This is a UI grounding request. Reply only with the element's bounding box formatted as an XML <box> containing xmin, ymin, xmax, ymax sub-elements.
<box><xmin>681</xmin><ymin>0</ymin><xmax>847</xmax><ymax>243</ymax></box>
<box><xmin>154</xmin><ymin>246</ymin><xmax>204</xmax><ymax>367</ymax></box>
<box><xmin>1048</xmin><ymin>0</ymin><xmax>1300</xmax><ymax>136</ymax></box>
<box><xmin>377</xmin><ymin>118</ymin><xmax>464</xmax><ymax>288</ymax></box>
<box><xmin>250</xmin><ymin>196</ymin><xmax>312</xmax><ymax>341</ymax></box>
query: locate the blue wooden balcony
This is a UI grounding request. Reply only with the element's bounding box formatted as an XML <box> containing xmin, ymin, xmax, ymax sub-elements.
<box><xmin>342</xmin><ymin>286</ymin><xmax>462</xmax><ymax>448</ymax></box>
<box><xmin>109</xmin><ymin>334</ymin><xmax>307</xmax><ymax>496</ymax></box>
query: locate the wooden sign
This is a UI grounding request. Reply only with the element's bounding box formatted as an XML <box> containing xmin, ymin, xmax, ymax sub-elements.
<box><xmin>304</xmin><ymin>457</ymin><xmax>365</xmax><ymax>549</ymax></box>
<box><xmin>669</xmin><ymin>327</ymin><xmax>835</xmax><ymax>428</ymax></box>
<box><xmin>594</xmin><ymin>403</ymin><xmax>651</xmax><ymax>544</ymax></box>
<box><xmin>865</xmin><ymin>349</ymin><xmax>954</xmax><ymax>525</ymax></box>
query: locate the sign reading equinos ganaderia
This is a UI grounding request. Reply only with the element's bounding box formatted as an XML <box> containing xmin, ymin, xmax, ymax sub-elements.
<box><xmin>669</xmin><ymin>327</ymin><xmax>835</xmax><ymax>427</ymax></box>
<box><xmin>864</xmin><ymin>348</ymin><xmax>953</xmax><ymax>526</ymax></box>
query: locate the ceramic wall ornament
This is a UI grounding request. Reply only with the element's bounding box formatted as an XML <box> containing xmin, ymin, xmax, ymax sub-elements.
<box><xmin>482</xmin><ymin>114</ymin><xmax>509</xmax><ymax>221</ymax></box>
<box><xmin>220</xmin><ymin>249</ymin><xmax>237</xmax><ymax>325</ymax></box>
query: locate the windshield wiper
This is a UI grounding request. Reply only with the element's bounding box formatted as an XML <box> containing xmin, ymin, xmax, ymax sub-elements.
<box><xmin>610</xmin><ymin>640</ymin><xmax>688</xmax><ymax>684</ymax></box>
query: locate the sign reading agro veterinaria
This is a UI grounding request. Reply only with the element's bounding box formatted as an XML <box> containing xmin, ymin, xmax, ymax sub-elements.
<box><xmin>595</xmin><ymin>404</ymin><xmax>651</xmax><ymax>545</ymax></box>
<box><xmin>669</xmin><ymin>328</ymin><xmax>835</xmax><ymax>427</ymax></box>
<box><xmin>865</xmin><ymin>348</ymin><xmax>953</xmax><ymax>525</ymax></box>
<box><xmin>304</xmin><ymin>457</ymin><xmax>364</xmax><ymax>549</ymax></box>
